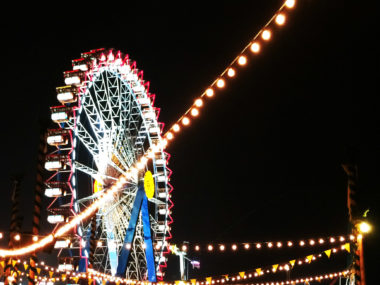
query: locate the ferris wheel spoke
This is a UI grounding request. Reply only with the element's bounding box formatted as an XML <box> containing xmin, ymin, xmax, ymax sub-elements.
<box><xmin>68</xmin><ymin>120</ymin><xmax>99</xmax><ymax>156</ymax></box>
<box><xmin>74</xmin><ymin>161</ymin><xmax>118</xmax><ymax>182</ymax></box>
<box><xmin>81</xmin><ymin>90</ymin><xmax>109</xmax><ymax>143</ymax></box>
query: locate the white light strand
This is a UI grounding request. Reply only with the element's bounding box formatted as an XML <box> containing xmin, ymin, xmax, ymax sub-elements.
<box><xmin>163</xmin><ymin>0</ymin><xmax>296</xmax><ymax>144</ymax></box>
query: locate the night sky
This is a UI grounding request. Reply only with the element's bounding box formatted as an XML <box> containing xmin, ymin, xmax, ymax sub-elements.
<box><xmin>0</xmin><ymin>1</ymin><xmax>378</xmax><ymax>284</ymax></box>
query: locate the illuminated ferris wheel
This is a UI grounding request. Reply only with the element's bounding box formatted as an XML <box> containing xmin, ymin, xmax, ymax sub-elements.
<box><xmin>44</xmin><ymin>48</ymin><xmax>173</xmax><ymax>281</ymax></box>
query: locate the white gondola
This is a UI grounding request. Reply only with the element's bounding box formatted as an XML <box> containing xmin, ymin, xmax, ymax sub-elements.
<box><xmin>63</xmin><ymin>70</ymin><xmax>85</xmax><ymax>86</ymax></box>
<box><xmin>56</xmin><ymin>85</ymin><xmax>78</xmax><ymax>104</ymax></box>
<box><xmin>54</xmin><ymin>239</ymin><xmax>70</xmax><ymax>248</ymax></box>
<box><xmin>58</xmin><ymin>264</ymin><xmax>74</xmax><ymax>271</ymax></box>
<box><xmin>51</xmin><ymin>111</ymin><xmax>68</xmax><ymax>123</ymax></box>
<box><xmin>47</xmin><ymin>214</ymin><xmax>64</xmax><ymax>224</ymax></box>
<box><xmin>47</xmin><ymin>128</ymin><xmax>71</xmax><ymax>146</ymax></box>
<box><xmin>50</xmin><ymin>107</ymin><xmax>73</xmax><ymax>123</ymax></box>
<box><xmin>72</xmin><ymin>58</ymin><xmax>88</xmax><ymax>71</ymax></box>
<box><xmin>157</xmin><ymin>187</ymin><xmax>167</xmax><ymax>199</ymax></box>
<box><xmin>44</xmin><ymin>187</ymin><xmax>63</xmax><ymax>198</ymax></box>
<box><xmin>47</xmin><ymin>134</ymin><xmax>65</xmax><ymax>145</ymax></box>
<box><xmin>45</xmin><ymin>160</ymin><xmax>62</xmax><ymax>171</ymax></box>
<box><xmin>57</xmin><ymin>92</ymin><xmax>75</xmax><ymax>103</ymax></box>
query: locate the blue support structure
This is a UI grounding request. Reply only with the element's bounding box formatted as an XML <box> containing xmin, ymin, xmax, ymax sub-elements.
<box><xmin>116</xmin><ymin>185</ymin><xmax>156</xmax><ymax>282</ymax></box>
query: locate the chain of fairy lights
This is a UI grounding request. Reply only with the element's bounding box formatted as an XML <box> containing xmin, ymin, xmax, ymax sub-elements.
<box><xmin>171</xmin><ymin>234</ymin><xmax>355</xmax><ymax>253</ymax></box>
<box><xmin>8</xmin><ymin>243</ymin><xmax>349</xmax><ymax>284</ymax></box>
<box><xmin>181</xmin><ymin>244</ymin><xmax>351</xmax><ymax>284</ymax></box>
<box><xmin>162</xmin><ymin>0</ymin><xmax>296</xmax><ymax>143</ymax></box>
<box><xmin>0</xmin><ymin>0</ymin><xmax>297</xmax><ymax>257</ymax></box>
<box><xmin>11</xmin><ymin>270</ymin><xmax>351</xmax><ymax>285</ymax></box>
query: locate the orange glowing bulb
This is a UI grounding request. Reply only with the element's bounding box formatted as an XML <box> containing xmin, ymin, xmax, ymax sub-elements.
<box><xmin>216</xmin><ymin>79</ymin><xmax>225</xmax><ymax>88</ymax></box>
<box><xmin>275</xmin><ymin>13</ymin><xmax>286</xmax><ymax>25</ymax></box>
<box><xmin>227</xmin><ymin>68</ymin><xmax>235</xmax><ymax>77</ymax></box>
<box><xmin>195</xmin><ymin>98</ymin><xmax>203</xmax><ymax>107</ymax></box>
<box><xmin>238</xmin><ymin>56</ymin><xmax>247</xmax><ymax>66</ymax></box>
<box><xmin>262</xmin><ymin>29</ymin><xmax>271</xmax><ymax>41</ymax></box>
<box><xmin>182</xmin><ymin>117</ymin><xmax>190</xmax><ymax>126</ymax></box>
<box><xmin>250</xmin><ymin>42</ymin><xmax>260</xmax><ymax>53</ymax></box>
<box><xmin>191</xmin><ymin>108</ymin><xmax>199</xmax><ymax>117</ymax></box>
<box><xmin>166</xmin><ymin>132</ymin><xmax>174</xmax><ymax>140</ymax></box>
<box><xmin>206</xmin><ymin>88</ymin><xmax>214</xmax><ymax>97</ymax></box>
<box><xmin>173</xmin><ymin>124</ymin><xmax>180</xmax><ymax>132</ymax></box>
<box><xmin>285</xmin><ymin>0</ymin><xmax>295</xmax><ymax>8</ymax></box>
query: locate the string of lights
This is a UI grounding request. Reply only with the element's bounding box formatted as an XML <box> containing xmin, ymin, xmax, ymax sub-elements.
<box><xmin>0</xmin><ymin>142</ymin><xmax>164</xmax><ymax>257</ymax></box>
<box><xmin>183</xmin><ymin>244</ymin><xmax>351</xmax><ymax>284</ymax></box>
<box><xmin>162</xmin><ymin>0</ymin><xmax>296</xmax><ymax>143</ymax></box>
<box><xmin>170</xmin><ymin>234</ymin><xmax>355</xmax><ymax>253</ymax></box>
<box><xmin>0</xmin><ymin>0</ymin><xmax>298</xmax><ymax>257</ymax></box>
<box><xmin>1</xmin><ymin>255</ymin><xmax>349</xmax><ymax>285</ymax></box>
<box><xmin>202</xmin><ymin>270</ymin><xmax>350</xmax><ymax>285</ymax></box>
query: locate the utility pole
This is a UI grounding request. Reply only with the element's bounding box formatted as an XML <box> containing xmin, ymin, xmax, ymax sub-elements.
<box><xmin>343</xmin><ymin>158</ymin><xmax>370</xmax><ymax>285</ymax></box>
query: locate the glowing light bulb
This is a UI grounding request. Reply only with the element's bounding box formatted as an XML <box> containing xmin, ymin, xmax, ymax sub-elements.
<box><xmin>319</xmin><ymin>238</ymin><xmax>324</xmax><ymax>244</ymax></box>
<box><xmin>299</xmin><ymin>240</ymin><xmax>305</xmax><ymax>246</ymax></box>
<box><xmin>219</xmin><ymin>245</ymin><xmax>225</xmax><ymax>251</ymax></box>
<box><xmin>216</xmin><ymin>79</ymin><xmax>225</xmax><ymax>88</ymax></box>
<box><xmin>206</xmin><ymin>88</ymin><xmax>214</xmax><ymax>97</ymax></box>
<box><xmin>195</xmin><ymin>245</ymin><xmax>200</xmax><ymax>251</ymax></box>
<box><xmin>0</xmin><ymin>232</ymin><xmax>3</xmax><ymax>239</ymax></box>
<box><xmin>238</xmin><ymin>56</ymin><xmax>247</xmax><ymax>66</ymax></box>
<box><xmin>208</xmin><ymin>245</ymin><xmax>213</xmax><ymax>251</ymax></box>
<box><xmin>182</xmin><ymin>117</ymin><xmax>190</xmax><ymax>126</ymax></box>
<box><xmin>287</xmin><ymin>241</ymin><xmax>293</xmax><ymax>247</ymax></box>
<box><xmin>97</xmin><ymin>241</ymin><xmax>102</xmax><ymax>247</ymax></box>
<box><xmin>339</xmin><ymin>236</ymin><xmax>345</xmax><ymax>242</ymax></box>
<box><xmin>309</xmin><ymin>240</ymin><xmax>315</xmax><ymax>245</ymax></box>
<box><xmin>256</xmin><ymin>243</ymin><xmax>261</xmax><ymax>249</ymax></box>
<box><xmin>227</xmin><ymin>68</ymin><xmax>235</xmax><ymax>77</ymax></box>
<box><xmin>33</xmin><ymin>236</ymin><xmax>38</xmax><ymax>242</ymax></box>
<box><xmin>267</xmin><ymin>242</ymin><xmax>273</xmax><ymax>248</ymax></box>
<box><xmin>195</xmin><ymin>98</ymin><xmax>203</xmax><ymax>107</ymax></box>
<box><xmin>173</xmin><ymin>124</ymin><xmax>180</xmax><ymax>132</ymax></box>
<box><xmin>277</xmin><ymin>242</ymin><xmax>282</xmax><ymax>248</ymax></box>
<box><xmin>182</xmin><ymin>245</ymin><xmax>187</xmax><ymax>251</ymax></box>
<box><xmin>275</xmin><ymin>13</ymin><xmax>286</xmax><ymax>25</ymax></box>
<box><xmin>250</xmin><ymin>42</ymin><xmax>260</xmax><ymax>53</ymax></box>
<box><xmin>285</xmin><ymin>0</ymin><xmax>295</xmax><ymax>8</ymax></box>
<box><xmin>358</xmin><ymin>222</ymin><xmax>371</xmax><ymax>233</ymax></box>
<box><xmin>191</xmin><ymin>108</ymin><xmax>199</xmax><ymax>117</ymax></box>
<box><xmin>167</xmin><ymin>132</ymin><xmax>174</xmax><ymax>140</ymax></box>
<box><xmin>244</xmin><ymin>244</ymin><xmax>250</xmax><ymax>249</ymax></box>
<box><xmin>330</xmin><ymin>237</ymin><xmax>335</xmax><ymax>243</ymax></box>
<box><xmin>14</xmin><ymin>234</ymin><xmax>21</xmax><ymax>241</ymax></box>
<box><xmin>126</xmin><ymin>243</ymin><xmax>131</xmax><ymax>249</ymax></box>
<box><xmin>232</xmin><ymin>244</ymin><xmax>237</xmax><ymax>250</ymax></box>
<box><xmin>262</xmin><ymin>29</ymin><xmax>271</xmax><ymax>41</ymax></box>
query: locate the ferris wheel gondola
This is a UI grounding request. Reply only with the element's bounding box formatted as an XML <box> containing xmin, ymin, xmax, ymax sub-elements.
<box><xmin>44</xmin><ymin>48</ymin><xmax>173</xmax><ymax>281</ymax></box>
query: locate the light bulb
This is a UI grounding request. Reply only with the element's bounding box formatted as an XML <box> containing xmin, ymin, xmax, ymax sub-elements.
<box><xmin>250</xmin><ymin>42</ymin><xmax>260</xmax><ymax>53</ymax></box>
<box><xmin>262</xmin><ymin>29</ymin><xmax>271</xmax><ymax>41</ymax></box>
<box><xmin>195</xmin><ymin>98</ymin><xmax>203</xmax><ymax>107</ymax></box>
<box><xmin>191</xmin><ymin>108</ymin><xmax>199</xmax><ymax>117</ymax></box>
<box><xmin>227</xmin><ymin>68</ymin><xmax>235</xmax><ymax>77</ymax></box>
<box><xmin>206</xmin><ymin>88</ymin><xmax>214</xmax><ymax>97</ymax></box>
<box><xmin>238</xmin><ymin>56</ymin><xmax>247</xmax><ymax>66</ymax></box>
<box><xmin>275</xmin><ymin>13</ymin><xmax>286</xmax><ymax>25</ymax></box>
<box><xmin>285</xmin><ymin>0</ymin><xmax>295</xmax><ymax>8</ymax></box>
<box><xmin>217</xmin><ymin>79</ymin><xmax>225</xmax><ymax>88</ymax></box>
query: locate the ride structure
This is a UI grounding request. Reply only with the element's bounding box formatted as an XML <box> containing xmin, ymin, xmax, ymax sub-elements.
<box><xmin>44</xmin><ymin>48</ymin><xmax>173</xmax><ymax>281</ymax></box>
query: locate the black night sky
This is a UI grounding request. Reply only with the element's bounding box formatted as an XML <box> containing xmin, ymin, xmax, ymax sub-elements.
<box><xmin>0</xmin><ymin>1</ymin><xmax>378</xmax><ymax>284</ymax></box>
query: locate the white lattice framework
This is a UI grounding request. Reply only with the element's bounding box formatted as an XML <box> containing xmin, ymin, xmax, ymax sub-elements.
<box><xmin>45</xmin><ymin>49</ymin><xmax>173</xmax><ymax>280</ymax></box>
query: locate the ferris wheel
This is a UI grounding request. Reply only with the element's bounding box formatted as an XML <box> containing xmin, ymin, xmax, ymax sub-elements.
<box><xmin>44</xmin><ymin>48</ymin><xmax>173</xmax><ymax>281</ymax></box>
